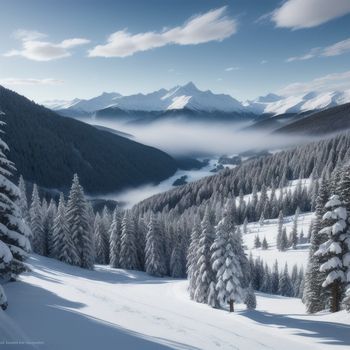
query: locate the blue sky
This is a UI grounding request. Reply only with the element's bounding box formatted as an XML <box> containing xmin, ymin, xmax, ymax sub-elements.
<box><xmin>0</xmin><ymin>0</ymin><xmax>350</xmax><ymax>102</ymax></box>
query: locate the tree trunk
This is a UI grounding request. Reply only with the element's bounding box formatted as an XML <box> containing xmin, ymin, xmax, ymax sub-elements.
<box><xmin>228</xmin><ymin>299</ymin><xmax>234</xmax><ymax>312</ymax></box>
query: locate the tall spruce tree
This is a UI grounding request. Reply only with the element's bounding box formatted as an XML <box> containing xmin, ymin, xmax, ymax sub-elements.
<box><xmin>94</xmin><ymin>213</ymin><xmax>108</xmax><ymax>265</ymax></box>
<box><xmin>303</xmin><ymin>180</ymin><xmax>330</xmax><ymax>313</ymax></box>
<box><xmin>145</xmin><ymin>213</ymin><xmax>167</xmax><ymax>277</ymax></box>
<box><xmin>119</xmin><ymin>210</ymin><xmax>139</xmax><ymax>270</ymax></box>
<box><xmin>0</xmin><ymin>123</ymin><xmax>31</xmax><ymax>282</ymax></box>
<box><xmin>52</xmin><ymin>193</ymin><xmax>79</xmax><ymax>265</ymax></box>
<box><xmin>194</xmin><ymin>207</ymin><xmax>215</xmax><ymax>303</ymax></box>
<box><xmin>66</xmin><ymin>174</ymin><xmax>94</xmax><ymax>269</ymax></box>
<box><xmin>315</xmin><ymin>195</ymin><xmax>349</xmax><ymax>312</ymax></box>
<box><xmin>109</xmin><ymin>207</ymin><xmax>122</xmax><ymax>268</ymax></box>
<box><xmin>30</xmin><ymin>184</ymin><xmax>45</xmax><ymax>256</ymax></box>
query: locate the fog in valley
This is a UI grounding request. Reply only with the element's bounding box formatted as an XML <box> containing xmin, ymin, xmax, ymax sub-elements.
<box><xmin>84</xmin><ymin>117</ymin><xmax>312</xmax><ymax>207</ymax></box>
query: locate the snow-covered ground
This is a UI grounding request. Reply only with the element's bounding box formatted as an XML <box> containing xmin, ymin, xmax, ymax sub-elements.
<box><xmin>1</xmin><ymin>255</ymin><xmax>349</xmax><ymax>350</ymax></box>
<box><xmin>243</xmin><ymin>212</ymin><xmax>314</xmax><ymax>270</ymax></box>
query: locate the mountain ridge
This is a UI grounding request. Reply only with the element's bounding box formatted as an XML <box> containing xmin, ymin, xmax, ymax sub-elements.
<box><xmin>43</xmin><ymin>83</ymin><xmax>350</xmax><ymax>118</ymax></box>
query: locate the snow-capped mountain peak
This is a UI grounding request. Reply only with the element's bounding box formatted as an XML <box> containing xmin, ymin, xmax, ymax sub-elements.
<box><xmin>44</xmin><ymin>82</ymin><xmax>245</xmax><ymax>113</ymax></box>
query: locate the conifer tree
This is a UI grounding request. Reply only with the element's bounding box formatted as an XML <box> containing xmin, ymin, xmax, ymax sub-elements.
<box><xmin>119</xmin><ymin>210</ymin><xmax>139</xmax><ymax>270</ymax></box>
<box><xmin>187</xmin><ymin>218</ymin><xmax>201</xmax><ymax>299</ymax></box>
<box><xmin>212</xmin><ymin>209</ymin><xmax>244</xmax><ymax>311</ymax></box>
<box><xmin>303</xmin><ymin>180</ymin><xmax>330</xmax><ymax>313</ymax></box>
<box><xmin>315</xmin><ymin>195</ymin><xmax>349</xmax><ymax>312</ymax></box>
<box><xmin>276</xmin><ymin>210</ymin><xmax>284</xmax><ymax>250</ymax></box>
<box><xmin>245</xmin><ymin>283</ymin><xmax>257</xmax><ymax>310</ymax></box>
<box><xmin>262</xmin><ymin>236</ymin><xmax>268</xmax><ymax>250</ymax></box>
<box><xmin>279</xmin><ymin>263</ymin><xmax>293</xmax><ymax>296</ymax></box>
<box><xmin>52</xmin><ymin>193</ymin><xmax>79</xmax><ymax>265</ymax></box>
<box><xmin>254</xmin><ymin>235</ymin><xmax>261</xmax><ymax>248</ymax></box>
<box><xmin>290</xmin><ymin>207</ymin><xmax>300</xmax><ymax>249</ymax></box>
<box><xmin>194</xmin><ymin>207</ymin><xmax>215</xmax><ymax>303</ymax></box>
<box><xmin>0</xmin><ymin>128</ymin><xmax>31</xmax><ymax>280</ymax></box>
<box><xmin>144</xmin><ymin>213</ymin><xmax>167</xmax><ymax>276</ymax></box>
<box><xmin>30</xmin><ymin>184</ymin><xmax>45</xmax><ymax>255</ymax></box>
<box><xmin>17</xmin><ymin>175</ymin><xmax>29</xmax><ymax>224</ymax></box>
<box><xmin>94</xmin><ymin>213</ymin><xmax>108</xmax><ymax>264</ymax></box>
<box><xmin>271</xmin><ymin>260</ymin><xmax>279</xmax><ymax>294</ymax></box>
<box><xmin>109</xmin><ymin>207</ymin><xmax>122</xmax><ymax>268</ymax></box>
<box><xmin>66</xmin><ymin>174</ymin><xmax>94</xmax><ymax>269</ymax></box>
<box><xmin>170</xmin><ymin>229</ymin><xmax>183</xmax><ymax>278</ymax></box>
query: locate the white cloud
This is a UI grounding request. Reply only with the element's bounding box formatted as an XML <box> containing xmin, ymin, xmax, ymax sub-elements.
<box><xmin>225</xmin><ymin>66</ymin><xmax>239</xmax><ymax>72</ymax></box>
<box><xmin>286</xmin><ymin>37</ymin><xmax>350</xmax><ymax>62</ymax></box>
<box><xmin>271</xmin><ymin>0</ymin><xmax>350</xmax><ymax>29</ymax></box>
<box><xmin>260</xmin><ymin>60</ymin><xmax>267</xmax><ymax>64</ymax></box>
<box><xmin>322</xmin><ymin>38</ymin><xmax>350</xmax><ymax>56</ymax></box>
<box><xmin>4</xmin><ymin>30</ymin><xmax>90</xmax><ymax>61</ymax></box>
<box><xmin>279</xmin><ymin>70</ymin><xmax>350</xmax><ymax>96</ymax></box>
<box><xmin>88</xmin><ymin>7</ymin><xmax>237</xmax><ymax>58</ymax></box>
<box><xmin>286</xmin><ymin>47</ymin><xmax>321</xmax><ymax>62</ymax></box>
<box><xmin>0</xmin><ymin>78</ymin><xmax>63</xmax><ymax>86</ymax></box>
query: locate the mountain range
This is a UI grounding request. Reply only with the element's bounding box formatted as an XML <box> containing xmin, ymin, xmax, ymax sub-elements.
<box><xmin>0</xmin><ymin>85</ymin><xmax>179</xmax><ymax>195</ymax></box>
<box><xmin>44</xmin><ymin>82</ymin><xmax>350</xmax><ymax>118</ymax></box>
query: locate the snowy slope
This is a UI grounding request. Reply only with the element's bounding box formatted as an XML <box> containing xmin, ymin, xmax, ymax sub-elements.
<box><xmin>1</xmin><ymin>255</ymin><xmax>349</xmax><ymax>350</ymax></box>
<box><xmin>44</xmin><ymin>82</ymin><xmax>244</xmax><ymax>113</ymax></box>
<box><xmin>243</xmin><ymin>212</ymin><xmax>314</xmax><ymax>270</ymax></box>
<box><xmin>244</xmin><ymin>90</ymin><xmax>350</xmax><ymax>115</ymax></box>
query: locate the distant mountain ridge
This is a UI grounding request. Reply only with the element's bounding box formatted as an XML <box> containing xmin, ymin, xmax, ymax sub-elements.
<box><xmin>44</xmin><ymin>82</ymin><xmax>245</xmax><ymax>115</ymax></box>
<box><xmin>44</xmin><ymin>83</ymin><xmax>350</xmax><ymax>118</ymax></box>
<box><xmin>0</xmin><ymin>85</ymin><xmax>178</xmax><ymax>194</ymax></box>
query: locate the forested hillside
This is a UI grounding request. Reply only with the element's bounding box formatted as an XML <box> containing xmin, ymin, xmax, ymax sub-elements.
<box><xmin>0</xmin><ymin>86</ymin><xmax>177</xmax><ymax>194</ymax></box>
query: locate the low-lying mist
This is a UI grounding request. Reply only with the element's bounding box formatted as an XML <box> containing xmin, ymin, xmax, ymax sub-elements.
<box><xmin>88</xmin><ymin>117</ymin><xmax>310</xmax><ymax>157</ymax></box>
<box><xmin>85</xmin><ymin>117</ymin><xmax>312</xmax><ymax>207</ymax></box>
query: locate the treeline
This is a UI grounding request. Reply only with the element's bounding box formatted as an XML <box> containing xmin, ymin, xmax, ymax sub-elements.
<box><xmin>250</xmin><ymin>256</ymin><xmax>304</xmax><ymax>298</ymax></box>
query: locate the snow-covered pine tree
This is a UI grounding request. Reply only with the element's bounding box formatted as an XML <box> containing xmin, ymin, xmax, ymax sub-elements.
<box><xmin>109</xmin><ymin>207</ymin><xmax>122</xmax><ymax>268</ymax></box>
<box><xmin>259</xmin><ymin>212</ymin><xmax>265</xmax><ymax>226</ymax></box>
<box><xmin>290</xmin><ymin>207</ymin><xmax>300</xmax><ymax>249</ymax></box>
<box><xmin>279</xmin><ymin>263</ymin><xmax>293</xmax><ymax>296</ymax></box>
<box><xmin>315</xmin><ymin>195</ymin><xmax>349</xmax><ymax>312</ymax></box>
<box><xmin>101</xmin><ymin>206</ymin><xmax>111</xmax><ymax>264</ymax></box>
<box><xmin>276</xmin><ymin>210</ymin><xmax>283</xmax><ymax>250</ymax></box>
<box><xmin>30</xmin><ymin>184</ymin><xmax>45</xmax><ymax>255</ymax></box>
<box><xmin>214</xmin><ymin>235</ymin><xmax>243</xmax><ymax>311</ymax></box>
<box><xmin>211</xmin><ymin>209</ymin><xmax>244</xmax><ymax>311</ymax></box>
<box><xmin>303</xmin><ymin>179</ymin><xmax>330</xmax><ymax>313</ymax></box>
<box><xmin>243</xmin><ymin>217</ymin><xmax>248</xmax><ymax>234</ymax></box>
<box><xmin>194</xmin><ymin>207</ymin><xmax>215</xmax><ymax>304</ymax></box>
<box><xmin>262</xmin><ymin>236</ymin><xmax>268</xmax><ymax>250</ymax></box>
<box><xmin>43</xmin><ymin>199</ymin><xmax>57</xmax><ymax>257</ymax></box>
<box><xmin>145</xmin><ymin>213</ymin><xmax>167</xmax><ymax>277</ymax></box>
<box><xmin>94</xmin><ymin>213</ymin><xmax>108</xmax><ymax>265</ymax></box>
<box><xmin>0</xmin><ymin>239</ymin><xmax>12</xmax><ymax>303</ymax></box>
<box><xmin>254</xmin><ymin>235</ymin><xmax>261</xmax><ymax>248</ymax></box>
<box><xmin>66</xmin><ymin>174</ymin><xmax>94</xmax><ymax>269</ymax></box>
<box><xmin>169</xmin><ymin>228</ymin><xmax>183</xmax><ymax>278</ymax></box>
<box><xmin>17</xmin><ymin>175</ymin><xmax>29</xmax><ymax>224</ymax></box>
<box><xmin>280</xmin><ymin>227</ymin><xmax>288</xmax><ymax>252</ymax></box>
<box><xmin>271</xmin><ymin>260</ymin><xmax>279</xmax><ymax>294</ymax></box>
<box><xmin>52</xmin><ymin>193</ymin><xmax>79</xmax><ymax>265</ymax></box>
<box><xmin>187</xmin><ymin>217</ymin><xmax>201</xmax><ymax>300</ymax></box>
<box><xmin>245</xmin><ymin>282</ymin><xmax>256</xmax><ymax>310</ymax></box>
<box><xmin>0</xmin><ymin>126</ymin><xmax>31</xmax><ymax>279</ymax></box>
<box><xmin>119</xmin><ymin>210</ymin><xmax>139</xmax><ymax>270</ymax></box>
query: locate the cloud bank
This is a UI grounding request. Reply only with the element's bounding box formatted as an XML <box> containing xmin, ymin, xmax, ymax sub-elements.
<box><xmin>271</xmin><ymin>0</ymin><xmax>350</xmax><ymax>29</ymax></box>
<box><xmin>0</xmin><ymin>78</ymin><xmax>63</xmax><ymax>86</ymax></box>
<box><xmin>279</xmin><ymin>70</ymin><xmax>350</xmax><ymax>96</ymax></box>
<box><xmin>88</xmin><ymin>7</ymin><xmax>237</xmax><ymax>58</ymax></box>
<box><xmin>5</xmin><ymin>30</ymin><xmax>90</xmax><ymax>61</ymax></box>
<box><xmin>287</xmin><ymin>37</ymin><xmax>350</xmax><ymax>62</ymax></box>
